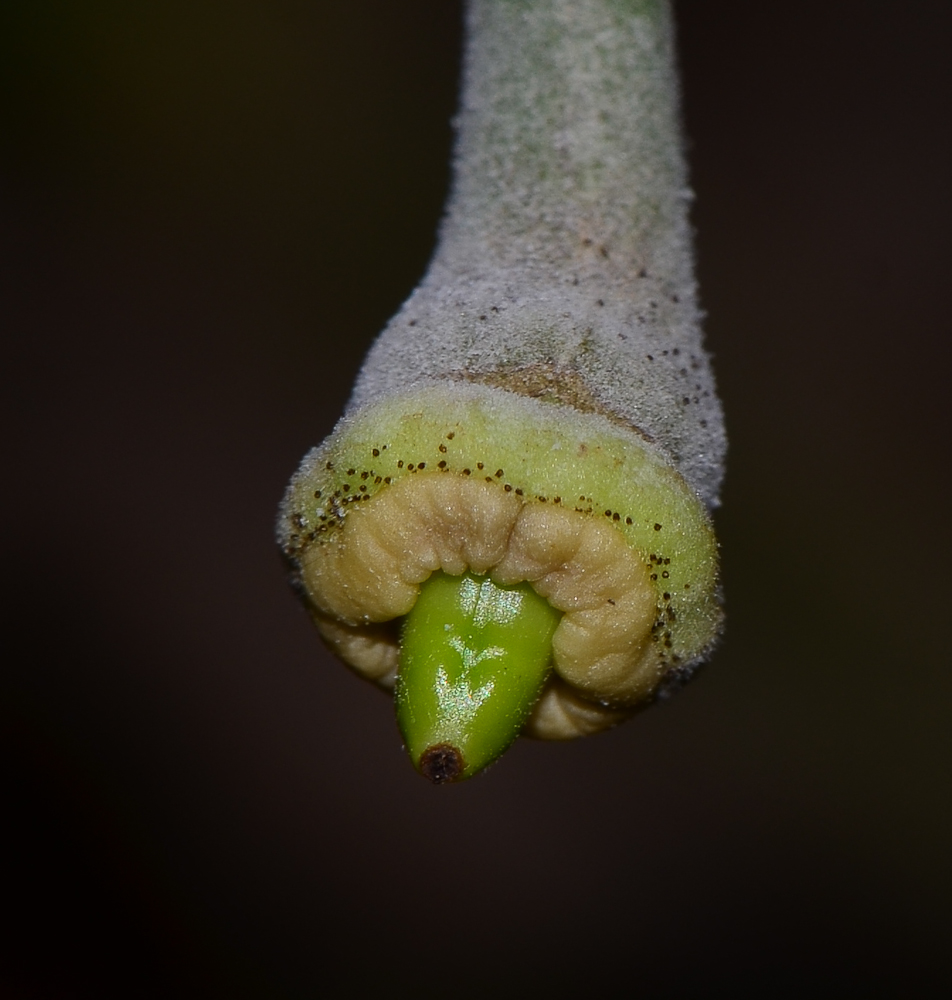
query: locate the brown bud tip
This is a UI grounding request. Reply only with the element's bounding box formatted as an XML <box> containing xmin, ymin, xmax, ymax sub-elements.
<box><xmin>419</xmin><ymin>743</ymin><xmax>465</xmax><ymax>784</ymax></box>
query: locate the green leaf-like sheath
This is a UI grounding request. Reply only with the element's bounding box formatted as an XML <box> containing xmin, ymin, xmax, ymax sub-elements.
<box><xmin>397</xmin><ymin>572</ymin><xmax>562</xmax><ymax>782</ymax></box>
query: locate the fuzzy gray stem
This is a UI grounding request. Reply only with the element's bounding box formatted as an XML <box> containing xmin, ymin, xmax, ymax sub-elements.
<box><xmin>351</xmin><ymin>0</ymin><xmax>725</xmax><ymax>505</ymax></box>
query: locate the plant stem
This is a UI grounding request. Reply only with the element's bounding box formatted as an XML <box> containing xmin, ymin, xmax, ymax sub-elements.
<box><xmin>352</xmin><ymin>0</ymin><xmax>724</xmax><ymax>504</ymax></box>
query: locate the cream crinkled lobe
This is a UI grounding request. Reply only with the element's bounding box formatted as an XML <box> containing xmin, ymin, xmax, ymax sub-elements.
<box><xmin>279</xmin><ymin>382</ymin><xmax>721</xmax><ymax>739</ymax></box>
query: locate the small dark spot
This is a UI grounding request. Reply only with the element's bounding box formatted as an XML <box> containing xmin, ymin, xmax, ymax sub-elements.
<box><xmin>662</xmin><ymin>571</ymin><xmax>670</xmax><ymax>579</ymax></box>
<box><xmin>372</xmin><ymin>448</ymin><xmax>380</xmax><ymax>457</ymax></box>
<box><xmin>486</xmin><ymin>477</ymin><xmax>494</xmax><ymax>483</ymax></box>
<box><xmin>407</xmin><ymin>464</ymin><xmax>414</xmax><ymax>472</ymax></box>
<box><xmin>605</xmin><ymin>510</ymin><xmax>612</xmax><ymax>518</ymax></box>
<box><xmin>438</xmin><ymin>460</ymin><xmax>447</xmax><ymax>469</ymax></box>
<box><xmin>462</xmin><ymin>468</ymin><xmax>471</xmax><ymax>476</ymax></box>
<box><xmin>495</xmin><ymin>469</ymin><xmax>504</xmax><ymax>478</ymax></box>
<box><xmin>397</xmin><ymin>461</ymin><xmax>404</xmax><ymax>468</ymax></box>
<box><xmin>342</xmin><ymin>484</ymin><xmax>351</xmax><ymax>492</ymax></box>
<box><xmin>539</xmin><ymin>496</ymin><xmax>547</xmax><ymax>503</ymax></box>
<box><xmin>417</xmin><ymin>462</ymin><xmax>426</xmax><ymax>470</ymax></box>
<box><xmin>682</xmin><ymin>397</ymin><xmax>690</xmax><ymax>405</ymax></box>
<box><xmin>663</xmin><ymin>558</ymin><xmax>670</xmax><ymax>565</ymax></box>
<box><xmin>684</xmin><ymin>583</ymin><xmax>691</xmax><ymax>589</ymax></box>
<box><xmin>613</xmin><ymin>512</ymin><xmax>621</xmax><ymax>521</ymax></box>
<box><xmin>625</xmin><ymin>517</ymin><xmax>633</xmax><ymax>525</ymax></box>
<box><xmin>700</xmin><ymin>419</ymin><xmax>708</xmax><ymax>428</ymax></box>
<box><xmin>650</xmin><ymin>573</ymin><xmax>658</xmax><ymax>581</ymax></box>
<box><xmin>439</xmin><ymin>443</ymin><xmax>447</xmax><ymax>453</ymax></box>
<box><xmin>654</xmin><ymin>523</ymin><xmax>662</xmax><ymax>531</ymax></box>
<box><xmin>646</xmin><ymin>354</ymin><xmax>654</xmax><ymax>361</ymax></box>
<box><xmin>583</xmin><ymin>237</ymin><xmax>593</xmax><ymax>246</ymax></box>
<box><xmin>446</xmin><ymin>432</ymin><xmax>455</xmax><ymax>440</ymax></box>
<box><xmin>554</xmin><ymin>496</ymin><xmax>561</xmax><ymax>504</ymax></box>
<box><xmin>663</xmin><ymin>593</ymin><xmax>671</xmax><ymax>601</ymax></box>
<box><xmin>347</xmin><ymin>469</ymin><xmax>356</xmax><ymax>476</ymax></box>
<box><xmin>491</xmin><ymin>306</ymin><xmax>499</xmax><ymax>313</ymax></box>
<box><xmin>515</xmin><ymin>488</ymin><xmax>524</xmax><ymax>496</ymax></box>
<box><xmin>479</xmin><ymin>314</ymin><xmax>487</xmax><ymax>321</ymax></box>
<box><xmin>409</xmin><ymin>319</ymin><xmax>417</xmax><ymax>326</ymax></box>
<box><xmin>607</xmin><ymin>599</ymin><xmax>616</xmax><ymax>606</ymax></box>
<box><xmin>477</xmin><ymin>462</ymin><xmax>484</xmax><ymax>470</ymax></box>
<box><xmin>597</xmin><ymin>299</ymin><xmax>604</xmax><ymax>306</ymax></box>
<box><xmin>359</xmin><ymin>485</ymin><xmax>367</xmax><ymax>493</ymax></box>
<box><xmin>673</xmin><ymin>348</ymin><xmax>680</xmax><ymax>356</ymax></box>
<box><xmin>374</xmin><ymin>476</ymin><xmax>382</xmax><ymax>484</ymax></box>
<box><xmin>600</xmin><ymin>246</ymin><xmax>609</xmax><ymax>258</ymax></box>
<box><xmin>672</xmin><ymin>295</ymin><xmax>680</xmax><ymax>303</ymax></box>
<box><xmin>419</xmin><ymin>744</ymin><xmax>465</xmax><ymax>784</ymax></box>
<box><xmin>314</xmin><ymin>490</ymin><xmax>322</xmax><ymax>499</ymax></box>
<box><xmin>504</xmin><ymin>484</ymin><xmax>512</xmax><ymax>492</ymax></box>
<box><xmin>638</xmin><ymin>267</ymin><xmax>648</xmax><ymax>278</ymax></box>
<box><xmin>384</xmin><ymin>477</ymin><xmax>392</xmax><ymax>485</ymax></box>
<box><xmin>360</xmin><ymin>471</ymin><xmax>369</xmax><ymax>480</ymax></box>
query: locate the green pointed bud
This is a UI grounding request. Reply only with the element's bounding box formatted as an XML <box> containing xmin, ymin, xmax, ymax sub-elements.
<box><xmin>396</xmin><ymin>572</ymin><xmax>561</xmax><ymax>783</ymax></box>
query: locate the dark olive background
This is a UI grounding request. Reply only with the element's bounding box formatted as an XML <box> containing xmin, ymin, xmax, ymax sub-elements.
<box><xmin>4</xmin><ymin>2</ymin><xmax>950</xmax><ymax>996</ymax></box>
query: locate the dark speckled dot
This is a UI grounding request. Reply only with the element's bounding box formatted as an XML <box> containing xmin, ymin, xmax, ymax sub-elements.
<box><xmin>418</xmin><ymin>462</ymin><xmax>426</xmax><ymax>470</ymax></box>
<box><xmin>372</xmin><ymin>448</ymin><xmax>380</xmax><ymax>457</ymax></box>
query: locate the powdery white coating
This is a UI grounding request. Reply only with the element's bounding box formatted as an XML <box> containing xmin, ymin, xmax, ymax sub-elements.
<box><xmin>300</xmin><ymin>473</ymin><xmax>663</xmax><ymax>735</ymax></box>
<box><xmin>351</xmin><ymin>0</ymin><xmax>725</xmax><ymax>505</ymax></box>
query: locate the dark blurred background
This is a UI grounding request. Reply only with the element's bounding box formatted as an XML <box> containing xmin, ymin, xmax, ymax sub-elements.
<box><xmin>3</xmin><ymin>1</ymin><xmax>950</xmax><ymax>996</ymax></box>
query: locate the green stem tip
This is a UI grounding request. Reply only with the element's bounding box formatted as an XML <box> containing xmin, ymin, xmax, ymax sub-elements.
<box><xmin>396</xmin><ymin>572</ymin><xmax>562</xmax><ymax>783</ymax></box>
